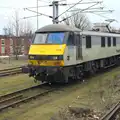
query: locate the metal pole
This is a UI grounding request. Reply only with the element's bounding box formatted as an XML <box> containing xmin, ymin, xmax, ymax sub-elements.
<box><xmin>55</xmin><ymin>1</ymin><xmax>59</xmax><ymax>24</ymax></box>
<box><xmin>52</xmin><ymin>1</ymin><xmax>56</xmax><ymax>24</ymax></box>
<box><xmin>37</xmin><ymin>0</ymin><xmax>39</xmax><ymax>29</ymax></box>
<box><xmin>52</xmin><ymin>1</ymin><xmax>59</xmax><ymax>24</ymax></box>
<box><xmin>16</xmin><ymin>19</ymin><xmax>18</xmax><ymax>37</ymax></box>
<box><xmin>15</xmin><ymin>11</ymin><xmax>19</xmax><ymax>60</ymax></box>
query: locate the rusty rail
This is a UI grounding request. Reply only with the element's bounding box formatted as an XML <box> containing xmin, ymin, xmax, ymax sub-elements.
<box><xmin>0</xmin><ymin>66</ymin><xmax>28</xmax><ymax>77</ymax></box>
<box><xmin>100</xmin><ymin>101</ymin><xmax>120</xmax><ymax>120</ymax></box>
<box><xmin>0</xmin><ymin>83</ymin><xmax>54</xmax><ymax>112</ymax></box>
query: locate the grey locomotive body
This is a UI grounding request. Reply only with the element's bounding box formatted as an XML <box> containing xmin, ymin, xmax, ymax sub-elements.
<box><xmin>28</xmin><ymin>24</ymin><xmax>120</xmax><ymax>83</ymax></box>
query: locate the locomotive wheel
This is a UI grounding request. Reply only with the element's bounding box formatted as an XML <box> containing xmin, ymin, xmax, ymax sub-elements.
<box><xmin>75</xmin><ymin>67</ymin><xmax>84</xmax><ymax>81</ymax></box>
<box><xmin>64</xmin><ymin>76</ymin><xmax>69</xmax><ymax>84</ymax></box>
<box><xmin>116</xmin><ymin>58</ymin><xmax>120</xmax><ymax>66</ymax></box>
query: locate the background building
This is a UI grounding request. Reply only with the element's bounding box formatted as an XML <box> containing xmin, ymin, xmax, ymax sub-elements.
<box><xmin>0</xmin><ymin>36</ymin><xmax>31</xmax><ymax>56</ymax></box>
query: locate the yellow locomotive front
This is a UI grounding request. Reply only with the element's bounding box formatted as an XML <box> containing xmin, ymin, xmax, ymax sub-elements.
<box><xmin>28</xmin><ymin>25</ymin><xmax>68</xmax><ymax>83</ymax></box>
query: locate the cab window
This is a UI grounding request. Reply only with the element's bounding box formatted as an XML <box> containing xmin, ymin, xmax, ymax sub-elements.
<box><xmin>75</xmin><ymin>34</ymin><xmax>80</xmax><ymax>45</ymax></box>
<box><xmin>47</xmin><ymin>32</ymin><xmax>65</xmax><ymax>44</ymax></box>
<box><xmin>33</xmin><ymin>33</ymin><xmax>47</xmax><ymax>44</ymax></box>
<box><xmin>113</xmin><ymin>37</ymin><xmax>116</xmax><ymax>46</ymax></box>
<box><xmin>33</xmin><ymin>32</ymin><xmax>65</xmax><ymax>44</ymax></box>
<box><xmin>86</xmin><ymin>36</ymin><xmax>91</xmax><ymax>48</ymax></box>
<box><xmin>107</xmin><ymin>37</ymin><xmax>111</xmax><ymax>47</ymax></box>
<box><xmin>67</xmin><ymin>32</ymin><xmax>74</xmax><ymax>45</ymax></box>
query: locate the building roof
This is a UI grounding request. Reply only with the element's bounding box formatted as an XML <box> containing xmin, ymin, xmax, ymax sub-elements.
<box><xmin>36</xmin><ymin>24</ymin><xmax>81</xmax><ymax>33</ymax></box>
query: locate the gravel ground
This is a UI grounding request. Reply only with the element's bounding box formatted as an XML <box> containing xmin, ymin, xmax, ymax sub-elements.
<box><xmin>0</xmin><ymin>67</ymin><xmax>120</xmax><ymax>120</ymax></box>
<box><xmin>0</xmin><ymin>56</ymin><xmax>28</xmax><ymax>70</ymax></box>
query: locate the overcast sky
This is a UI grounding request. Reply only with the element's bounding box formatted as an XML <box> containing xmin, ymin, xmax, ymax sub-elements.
<box><xmin>0</xmin><ymin>0</ymin><xmax>120</xmax><ymax>34</ymax></box>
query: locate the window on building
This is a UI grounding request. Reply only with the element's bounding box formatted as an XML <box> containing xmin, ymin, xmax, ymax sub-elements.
<box><xmin>10</xmin><ymin>38</ymin><xmax>13</xmax><ymax>45</ymax></box>
<box><xmin>1</xmin><ymin>39</ymin><xmax>5</xmax><ymax>45</ymax></box>
<box><xmin>113</xmin><ymin>37</ymin><xmax>116</xmax><ymax>46</ymax></box>
<box><xmin>86</xmin><ymin>36</ymin><xmax>91</xmax><ymax>48</ymax></box>
<box><xmin>22</xmin><ymin>39</ymin><xmax>24</xmax><ymax>45</ymax></box>
<box><xmin>1</xmin><ymin>46</ymin><xmax>5</xmax><ymax>54</ymax></box>
<box><xmin>107</xmin><ymin>37</ymin><xmax>111</xmax><ymax>47</ymax></box>
<box><xmin>10</xmin><ymin>46</ymin><xmax>13</xmax><ymax>54</ymax></box>
<box><xmin>101</xmin><ymin>37</ymin><xmax>105</xmax><ymax>47</ymax></box>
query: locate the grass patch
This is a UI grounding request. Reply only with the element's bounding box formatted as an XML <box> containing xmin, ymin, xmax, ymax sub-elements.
<box><xmin>51</xmin><ymin>68</ymin><xmax>120</xmax><ymax>120</ymax></box>
<box><xmin>0</xmin><ymin>74</ymin><xmax>40</xmax><ymax>96</ymax></box>
<box><xmin>0</xmin><ymin>56</ymin><xmax>28</xmax><ymax>70</ymax></box>
<box><xmin>0</xmin><ymin>67</ymin><xmax>120</xmax><ymax>120</ymax></box>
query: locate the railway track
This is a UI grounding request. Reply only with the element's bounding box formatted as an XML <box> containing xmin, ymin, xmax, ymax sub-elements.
<box><xmin>0</xmin><ymin>83</ymin><xmax>56</xmax><ymax>112</ymax></box>
<box><xmin>100</xmin><ymin>101</ymin><xmax>120</xmax><ymax>120</ymax></box>
<box><xmin>0</xmin><ymin>66</ymin><xmax>27</xmax><ymax>77</ymax></box>
<box><xmin>0</xmin><ymin>66</ymin><xmax>119</xmax><ymax>114</ymax></box>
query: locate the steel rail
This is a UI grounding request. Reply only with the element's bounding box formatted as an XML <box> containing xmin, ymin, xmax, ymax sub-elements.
<box><xmin>0</xmin><ymin>66</ymin><xmax>29</xmax><ymax>77</ymax></box>
<box><xmin>0</xmin><ymin>83</ymin><xmax>53</xmax><ymax>111</ymax></box>
<box><xmin>0</xmin><ymin>66</ymin><xmax>22</xmax><ymax>72</ymax></box>
<box><xmin>0</xmin><ymin>69</ymin><xmax>22</xmax><ymax>77</ymax></box>
<box><xmin>0</xmin><ymin>88</ymin><xmax>55</xmax><ymax>111</ymax></box>
<box><xmin>0</xmin><ymin>84</ymin><xmax>47</xmax><ymax>102</ymax></box>
<box><xmin>100</xmin><ymin>101</ymin><xmax>120</xmax><ymax>120</ymax></box>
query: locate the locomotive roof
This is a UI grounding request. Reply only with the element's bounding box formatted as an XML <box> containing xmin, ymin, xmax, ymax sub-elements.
<box><xmin>36</xmin><ymin>24</ymin><xmax>120</xmax><ymax>37</ymax></box>
<box><xmin>81</xmin><ymin>31</ymin><xmax>120</xmax><ymax>37</ymax></box>
<box><xmin>36</xmin><ymin>24</ymin><xmax>81</xmax><ymax>33</ymax></box>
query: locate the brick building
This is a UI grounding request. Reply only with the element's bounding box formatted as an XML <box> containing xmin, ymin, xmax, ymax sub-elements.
<box><xmin>0</xmin><ymin>36</ymin><xmax>31</xmax><ymax>56</ymax></box>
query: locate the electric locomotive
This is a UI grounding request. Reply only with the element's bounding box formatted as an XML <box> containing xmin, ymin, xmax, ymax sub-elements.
<box><xmin>28</xmin><ymin>24</ymin><xmax>81</xmax><ymax>83</ymax></box>
<box><xmin>28</xmin><ymin>24</ymin><xmax>120</xmax><ymax>83</ymax></box>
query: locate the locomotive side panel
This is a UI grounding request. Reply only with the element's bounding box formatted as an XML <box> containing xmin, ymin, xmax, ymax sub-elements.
<box><xmin>64</xmin><ymin>46</ymin><xmax>77</xmax><ymax>66</ymax></box>
<box><xmin>64</xmin><ymin>32</ymin><xmax>120</xmax><ymax>66</ymax></box>
<box><xmin>80</xmin><ymin>34</ymin><xmax>120</xmax><ymax>63</ymax></box>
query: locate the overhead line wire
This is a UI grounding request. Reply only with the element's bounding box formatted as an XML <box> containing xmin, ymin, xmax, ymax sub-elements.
<box><xmin>55</xmin><ymin>0</ymin><xmax>83</xmax><ymax>19</ymax></box>
<box><xmin>59</xmin><ymin>2</ymin><xmax>100</xmax><ymax>23</ymax></box>
<box><xmin>25</xmin><ymin>8</ymin><xmax>53</xmax><ymax>18</ymax></box>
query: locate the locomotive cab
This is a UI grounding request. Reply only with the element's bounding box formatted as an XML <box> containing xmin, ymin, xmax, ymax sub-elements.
<box><xmin>29</xmin><ymin>31</ymin><xmax>67</xmax><ymax>66</ymax></box>
<box><xmin>28</xmin><ymin>24</ymin><xmax>81</xmax><ymax>83</ymax></box>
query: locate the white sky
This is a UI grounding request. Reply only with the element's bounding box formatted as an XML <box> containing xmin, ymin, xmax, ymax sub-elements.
<box><xmin>0</xmin><ymin>0</ymin><xmax>120</xmax><ymax>34</ymax></box>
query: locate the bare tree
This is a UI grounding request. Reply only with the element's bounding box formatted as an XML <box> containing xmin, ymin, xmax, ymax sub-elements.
<box><xmin>6</xmin><ymin>10</ymin><xmax>33</xmax><ymax>60</ymax></box>
<box><xmin>19</xmin><ymin>20</ymin><xmax>33</xmax><ymax>36</ymax></box>
<box><xmin>63</xmin><ymin>11</ymin><xmax>91</xmax><ymax>30</ymax></box>
<box><xmin>9</xmin><ymin>11</ymin><xmax>33</xmax><ymax>37</ymax></box>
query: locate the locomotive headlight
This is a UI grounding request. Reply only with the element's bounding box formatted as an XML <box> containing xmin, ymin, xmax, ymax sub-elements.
<box><xmin>52</xmin><ymin>56</ymin><xmax>58</xmax><ymax>60</ymax></box>
<box><xmin>29</xmin><ymin>55</ymin><xmax>34</xmax><ymax>59</ymax></box>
